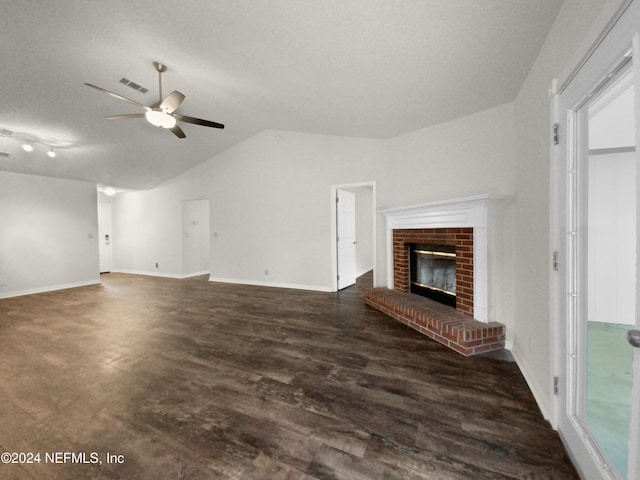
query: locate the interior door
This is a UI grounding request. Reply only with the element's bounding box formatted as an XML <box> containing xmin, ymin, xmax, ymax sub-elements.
<box><xmin>182</xmin><ymin>199</ymin><xmax>210</xmax><ymax>277</ymax></box>
<box><xmin>98</xmin><ymin>203</ymin><xmax>112</xmax><ymax>273</ymax></box>
<box><xmin>336</xmin><ymin>189</ymin><xmax>356</xmax><ymax>290</ymax></box>
<box><xmin>553</xmin><ymin>8</ymin><xmax>640</xmax><ymax>478</ymax></box>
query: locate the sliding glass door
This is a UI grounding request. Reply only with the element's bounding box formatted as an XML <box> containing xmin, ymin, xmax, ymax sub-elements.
<box><xmin>553</xmin><ymin>2</ymin><xmax>640</xmax><ymax>478</ymax></box>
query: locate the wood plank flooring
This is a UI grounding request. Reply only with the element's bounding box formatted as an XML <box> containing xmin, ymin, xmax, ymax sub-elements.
<box><xmin>0</xmin><ymin>273</ymin><xmax>578</xmax><ymax>479</ymax></box>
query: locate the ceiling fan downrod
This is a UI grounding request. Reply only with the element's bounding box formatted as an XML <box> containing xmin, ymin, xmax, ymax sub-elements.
<box><xmin>153</xmin><ymin>61</ymin><xmax>167</xmax><ymax>103</ymax></box>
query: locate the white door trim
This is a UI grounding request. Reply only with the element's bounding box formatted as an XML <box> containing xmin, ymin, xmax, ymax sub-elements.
<box><xmin>329</xmin><ymin>182</ymin><xmax>376</xmax><ymax>292</ymax></box>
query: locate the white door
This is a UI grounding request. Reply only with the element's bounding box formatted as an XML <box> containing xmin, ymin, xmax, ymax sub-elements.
<box><xmin>98</xmin><ymin>204</ymin><xmax>112</xmax><ymax>273</ymax></box>
<box><xmin>337</xmin><ymin>189</ymin><xmax>356</xmax><ymax>290</ymax></box>
<box><xmin>182</xmin><ymin>199</ymin><xmax>210</xmax><ymax>277</ymax></box>
<box><xmin>552</xmin><ymin>4</ymin><xmax>640</xmax><ymax>478</ymax></box>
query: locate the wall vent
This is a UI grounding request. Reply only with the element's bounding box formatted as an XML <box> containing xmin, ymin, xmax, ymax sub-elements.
<box><xmin>119</xmin><ymin>78</ymin><xmax>148</xmax><ymax>94</ymax></box>
<box><xmin>0</xmin><ymin>152</ymin><xmax>10</xmax><ymax>157</ymax></box>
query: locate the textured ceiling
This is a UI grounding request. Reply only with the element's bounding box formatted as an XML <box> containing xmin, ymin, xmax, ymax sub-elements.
<box><xmin>0</xmin><ymin>0</ymin><xmax>564</xmax><ymax>189</ymax></box>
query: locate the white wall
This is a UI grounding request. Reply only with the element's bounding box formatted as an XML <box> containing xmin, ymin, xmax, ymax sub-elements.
<box><xmin>111</xmin><ymin>130</ymin><xmax>385</xmax><ymax>288</ymax></box>
<box><xmin>206</xmin><ymin>131</ymin><xmax>386</xmax><ymax>290</ymax></box>
<box><xmin>381</xmin><ymin>103</ymin><xmax>516</xmax><ymax>208</ymax></box>
<box><xmin>111</xmin><ymin>181</ymin><xmax>185</xmax><ymax>277</ymax></box>
<box><xmin>353</xmin><ymin>186</ymin><xmax>374</xmax><ymax>277</ymax></box>
<box><xmin>0</xmin><ymin>171</ymin><xmax>99</xmax><ymax>298</ymax></box>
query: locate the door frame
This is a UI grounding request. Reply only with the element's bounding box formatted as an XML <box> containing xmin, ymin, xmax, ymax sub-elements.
<box><xmin>98</xmin><ymin>203</ymin><xmax>112</xmax><ymax>273</ymax></box>
<box><xmin>550</xmin><ymin>1</ymin><xmax>640</xmax><ymax>477</ymax></box>
<box><xmin>330</xmin><ymin>181</ymin><xmax>376</xmax><ymax>292</ymax></box>
<box><xmin>181</xmin><ymin>198</ymin><xmax>211</xmax><ymax>278</ymax></box>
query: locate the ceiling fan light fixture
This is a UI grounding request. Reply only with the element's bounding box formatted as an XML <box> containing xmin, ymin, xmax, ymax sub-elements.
<box><xmin>22</xmin><ymin>143</ymin><xmax>34</xmax><ymax>152</ymax></box>
<box><xmin>145</xmin><ymin>109</ymin><xmax>176</xmax><ymax>129</ymax></box>
<box><xmin>85</xmin><ymin>61</ymin><xmax>224</xmax><ymax>138</ymax></box>
<box><xmin>47</xmin><ymin>148</ymin><xmax>56</xmax><ymax>158</ymax></box>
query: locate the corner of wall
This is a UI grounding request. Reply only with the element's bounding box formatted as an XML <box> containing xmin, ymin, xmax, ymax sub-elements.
<box><xmin>510</xmin><ymin>341</ymin><xmax>552</xmax><ymax>421</ymax></box>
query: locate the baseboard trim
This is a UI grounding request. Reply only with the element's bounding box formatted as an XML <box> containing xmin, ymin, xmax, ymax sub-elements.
<box><xmin>0</xmin><ymin>279</ymin><xmax>101</xmax><ymax>299</ymax></box>
<box><xmin>511</xmin><ymin>343</ymin><xmax>552</xmax><ymax>422</ymax></box>
<box><xmin>111</xmin><ymin>269</ymin><xmax>184</xmax><ymax>279</ymax></box>
<box><xmin>181</xmin><ymin>270</ymin><xmax>211</xmax><ymax>279</ymax></box>
<box><xmin>209</xmin><ymin>276</ymin><xmax>332</xmax><ymax>292</ymax></box>
<box><xmin>357</xmin><ymin>267</ymin><xmax>374</xmax><ymax>278</ymax></box>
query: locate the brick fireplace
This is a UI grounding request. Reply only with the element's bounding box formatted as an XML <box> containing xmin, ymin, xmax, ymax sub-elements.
<box><xmin>393</xmin><ymin>227</ymin><xmax>474</xmax><ymax>317</ymax></box>
<box><xmin>364</xmin><ymin>196</ymin><xmax>505</xmax><ymax>356</ymax></box>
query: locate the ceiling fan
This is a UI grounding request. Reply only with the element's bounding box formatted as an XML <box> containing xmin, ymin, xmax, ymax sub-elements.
<box><xmin>85</xmin><ymin>61</ymin><xmax>224</xmax><ymax>138</ymax></box>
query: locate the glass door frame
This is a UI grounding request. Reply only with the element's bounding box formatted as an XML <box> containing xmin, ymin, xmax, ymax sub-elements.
<box><xmin>551</xmin><ymin>3</ymin><xmax>640</xmax><ymax>478</ymax></box>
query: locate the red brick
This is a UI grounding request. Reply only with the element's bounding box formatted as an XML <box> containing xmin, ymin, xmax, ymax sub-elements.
<box><xmin>364</xmin><ymin>287</ymin><xmax>504</xmax><ymax>357</ymax></box>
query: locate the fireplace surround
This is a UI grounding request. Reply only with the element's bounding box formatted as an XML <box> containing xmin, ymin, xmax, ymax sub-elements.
<box><xmin>381</xmin><ymin>195</ymin><xmax>497</xmax><ymax>323</ymax></box>
<box><xmin>363</xmin><ymin>195</ymin><xmax>505</xmax><ymax>356</ymax></box>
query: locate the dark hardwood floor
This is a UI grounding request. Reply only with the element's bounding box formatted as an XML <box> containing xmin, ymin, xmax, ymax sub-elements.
<box><xmin>0</xmin><ymin>273</ymin><xmax>578</xmax><ymax>479</ymax></box>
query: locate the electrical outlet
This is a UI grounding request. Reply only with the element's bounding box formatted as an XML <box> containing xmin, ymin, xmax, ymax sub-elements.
<box><xmin>529</xmin><ymin>337</ymin><xmax>534</xmax><ymax>352</ymax></box>
<box><xmin>155</xmin><ymin>263</ymin><xmax>159</xmax><ymax>269</ymax></box>
<box><xmin>265</xmin><ymin>269</ymin><xmax>269</xmax><ymax>276</ymax></box>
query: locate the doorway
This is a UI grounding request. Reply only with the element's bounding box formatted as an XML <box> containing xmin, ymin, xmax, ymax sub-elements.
<box><xmin>98</xmin><ymin>204</ymin><xmax>112</xmax><ymax>273</ymax></box>
<box><xmin>336</xmin><ymin>189</ymin><xmax>356</xmax><ymax>290</ymax></box>
<box><xmin>331</xmin><ymin>182</ymin><xmax>376</xmax><ymax>291</ymax></box>
<box><xmin>552</xmin><ymin>6</ymin><xmax>640</xmax><ymax>478</ymax></box>
<box><xmin>181</xmin><ymin>199</ymin><xmax>210</xmax><ymax>278</ymax></box>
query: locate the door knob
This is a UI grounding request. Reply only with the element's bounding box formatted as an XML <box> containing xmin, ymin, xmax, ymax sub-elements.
<box><xmin>627</xmin><ymin>329</ymin><xmax>640</xmax><ymax>348</ymax></box>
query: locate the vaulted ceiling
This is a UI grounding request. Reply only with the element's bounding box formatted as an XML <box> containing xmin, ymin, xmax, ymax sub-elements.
<box><xmin>0</xmin><ymin>0</ymin><xmax>564</xmax><ymax>189</ymax></box>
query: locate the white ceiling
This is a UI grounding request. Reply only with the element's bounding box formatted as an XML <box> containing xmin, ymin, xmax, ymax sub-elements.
<box><xmin>0</xmin><ymin>0</ymin><xmax>564</xmax><ymax>190</ymax></box>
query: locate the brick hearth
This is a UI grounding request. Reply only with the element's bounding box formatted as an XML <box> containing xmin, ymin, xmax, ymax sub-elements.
<box><xmin>364</xmin><ymin>287</ymin><xmax>505</xmax><ymax>356</ymax></box>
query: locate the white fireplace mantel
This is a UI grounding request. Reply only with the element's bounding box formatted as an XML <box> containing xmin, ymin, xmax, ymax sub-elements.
<box><xmin>380</xmin><ymin>195</ymin><xmax>501</xmax><ymax>323</ymax></box>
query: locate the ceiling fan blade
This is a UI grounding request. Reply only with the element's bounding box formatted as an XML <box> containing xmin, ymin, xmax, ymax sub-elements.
<box><xmin>84</xmin><ymin>83</ymin><xmax>149</xmax><ymax>110</ymax></box>
<box><xmin>160</xmin><ymin>91</ymin><xmax>185</xmax><ymax>113</ymax></box>
<box><xmin>174</xmin><ymin>113</ymin><xmax>224</xmax><ymax>129</ymax></box>
<box><xmin>105</xmin><ymin>113</ymin><xmax>146</xmax><ymax>120</ymax></box>
<box><xmin>170</xmin><ymin>124</ymin><xmax>186</xmax><ymax>138</ymax></box>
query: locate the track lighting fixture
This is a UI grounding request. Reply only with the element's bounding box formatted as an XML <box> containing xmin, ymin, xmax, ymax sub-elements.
<box><xmin>0</xmin><ymin>129</ymin><xmax>69</xmax><ymax>157</ymax></box>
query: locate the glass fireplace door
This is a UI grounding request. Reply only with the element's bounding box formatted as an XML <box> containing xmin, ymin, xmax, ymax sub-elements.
<box><xmin>410</xmin><ymin>244</ymin><xmax>456</xmax><ymax>307</ymax></box>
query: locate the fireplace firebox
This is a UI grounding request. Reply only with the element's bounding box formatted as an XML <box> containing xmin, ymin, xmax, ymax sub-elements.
<box><xmin>409</xmin><ymin>243</ymin><xmax>456</xmax><ymax>308</ymax></box>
